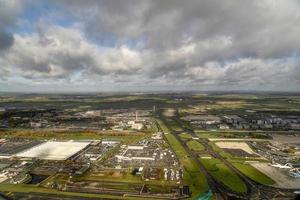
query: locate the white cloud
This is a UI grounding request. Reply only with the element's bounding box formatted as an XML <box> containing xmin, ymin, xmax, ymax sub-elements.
<box><xmin>1</xmin><ymin>24</ymin><xmax>143</xmax><ymax>80</ymax></box>
<box><xmin>0</xmin><ymin>0</ymin><xmax>300</xmax><ymax>91</ymax></box>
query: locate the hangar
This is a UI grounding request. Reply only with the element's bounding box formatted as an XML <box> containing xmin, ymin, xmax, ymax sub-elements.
<box><xmin>16</xmin><ymin>141</ymin><xmax>90</xmax><ymax>160</ymax></box>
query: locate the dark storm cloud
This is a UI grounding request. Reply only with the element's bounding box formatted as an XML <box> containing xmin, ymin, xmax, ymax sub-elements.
<box><xmin>49</xmin><ymin>0</ymin><xmax>300</xmax><ymax>86</ymax></box>
<box><xmin>0</xmin><ymin>0</ymin><xmax>23</xmax><ymax>51</ymax></box>
<box><xmin>0</xmin><ymin>29</ymin><xmax>14</xmax><ymax>51</ymax></box>
<box><xmin>56</xmin><ymin>0</ymin><xmax>300</xmax><ymax>56</ymax></box>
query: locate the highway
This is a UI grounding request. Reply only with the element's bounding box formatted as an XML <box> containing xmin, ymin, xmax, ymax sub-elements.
<box><xmin>157</xmin><ymin>110</ymin><xmax>296</xmax><ymax>200</ymax></box>
<box><xmin>157</xmin><ymin>116</ymin><xmax>232</xmax><ymax>200</ymax></box>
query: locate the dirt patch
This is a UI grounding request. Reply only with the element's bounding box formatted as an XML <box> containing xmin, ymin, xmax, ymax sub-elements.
<box><xmin>251</xmin><ymin>163</ymin><xmax>300</xmax><ymax>189</ymax></box>
<box><xmin>215</xmin><ymin>141</ymin><xmax>255</xmax><ymax>154</ymax></box>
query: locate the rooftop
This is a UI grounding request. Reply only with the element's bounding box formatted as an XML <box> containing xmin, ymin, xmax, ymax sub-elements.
<box><xmin>15</xmin><ymin>141</ymin><xmax>90</xmax><ymax>160</ymax></box>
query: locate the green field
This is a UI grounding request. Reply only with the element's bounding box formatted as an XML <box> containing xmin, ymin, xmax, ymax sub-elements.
<box><xmin>200</xmin><ymin>158</ymin><xmax>247</xmax><ymax>193</ymax></box>
<box><xmin>42</xmin><ymin>171</ymin><xmax>179</xmax><ymax>196</ymax></box>
<box><xmin>207</xmin><ymin>142</ymin><xmax>223</xmax><ymax>152</ymax></box>
<box><xmin>187</xmin><ymin>140</ymin><xmax>205</xmax><ymax>152</ymax></box>
<box><xmin>232</xmin><ymin>163</ymin><xmax>275</xmax><ymax>185</ymax></box>
<box><xmin>166</xmin><ymin>120</ymin><xmax>183</xmax><ymax>131</ymax></box>
<box><xmin>0</xmin><ymin>184</ymin><xmax>146</xmax><ymax>200</ymax></box>
<box><xmin>0</xmin><ymin>130</ymin><xmax>145</xmax><ymax>144</ymax></box>
<box><xmin>179</xmin><ymin>132</ymin><xmax>193</xmax><ymax>140</ymax></box>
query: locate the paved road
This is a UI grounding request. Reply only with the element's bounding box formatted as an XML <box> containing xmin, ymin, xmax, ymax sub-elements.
<box><xmin>169</xmin><ymin>112</ymin><xmax>296</xmax><ymax>200</ymax></box>
<box><xmin>157</xmin><ymin>117</ymin><xmax>230</xmax><ymax>200</ymax></box>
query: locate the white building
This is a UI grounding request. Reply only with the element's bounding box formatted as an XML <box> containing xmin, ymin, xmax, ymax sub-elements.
<box><xmin>131</xmin><ymin>123</ymin><xmax>143</xmax><ymax>130</ymax></box>
<box><xmin>152</xmin><ymin>132</ymin><xmax>163</xmax><ymax>140</ymax></box>
<box><xmin>219</xmin><ymin>124</ymin><xmax>229</xmax><ymax>129</ymax></box>
<box><xmin>15</xmin><ymin>141</ymin><xmax>90</xmax><ymax>160</ymax></box>
<box><xmin>30</xmin><ymin>122</ymin><xmax>42</xmax><ymax>128</ymax></box>
<box><xmin>116</xmin><ymin>155</ymin><xmax>155</xmax><ymax>162</ymax></box>
<box><xmin>101</xmin><ymin>140</ymin><xmax>120</xmax><ymax>145</ymax></box>
<box><xmin>128</xmin><ymin>145</ymin><xmax>144</xmax><ymax>150</ymax></box>
<box><xmin>128</xmin><ymin>121</ymin><xmax>135</xmax><ymax>125</ymax></box>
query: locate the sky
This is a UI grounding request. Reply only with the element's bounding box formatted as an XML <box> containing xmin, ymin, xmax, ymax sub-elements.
<box><xmin>0</xmin><ymin>0</ymin><xmax>300</xmax><ymax>92</ymax></box>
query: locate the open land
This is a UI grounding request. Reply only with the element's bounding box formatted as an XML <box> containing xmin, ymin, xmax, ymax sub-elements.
<box><xmin>0</xmin><ymin>92</ymin><xmax>299</xmax><ymax>199</ymax></box>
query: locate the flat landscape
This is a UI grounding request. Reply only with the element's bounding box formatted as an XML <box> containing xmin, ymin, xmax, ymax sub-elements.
<box><xmin>0</xmin><ymin>92</ymin><xmax>299</xmax><ymax>200</ymax></box>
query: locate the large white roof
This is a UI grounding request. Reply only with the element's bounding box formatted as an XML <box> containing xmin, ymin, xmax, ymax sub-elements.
<box><xmin>16</xmin><ymin>141</ymin><xmax>90</xmax><ymax>160</ymax></box>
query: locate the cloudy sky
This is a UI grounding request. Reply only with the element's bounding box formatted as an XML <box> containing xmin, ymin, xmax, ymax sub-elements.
<box><xmin>0</xmin><ymin>0</ymin><xmax>300</xmax><ymax>92</ymax></box>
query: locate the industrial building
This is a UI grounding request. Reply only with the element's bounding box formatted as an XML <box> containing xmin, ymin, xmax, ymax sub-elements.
<box><xmin>16</xmin><ymin>141</ymin><xmax>90</xmax><ymax>160</ymax></box>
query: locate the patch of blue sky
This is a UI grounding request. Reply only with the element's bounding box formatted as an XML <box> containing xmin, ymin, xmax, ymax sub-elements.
<box><xmin>11</xmin><ymin>1</ymin><xmax>75</xmax><ymax>35</ymax></box>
